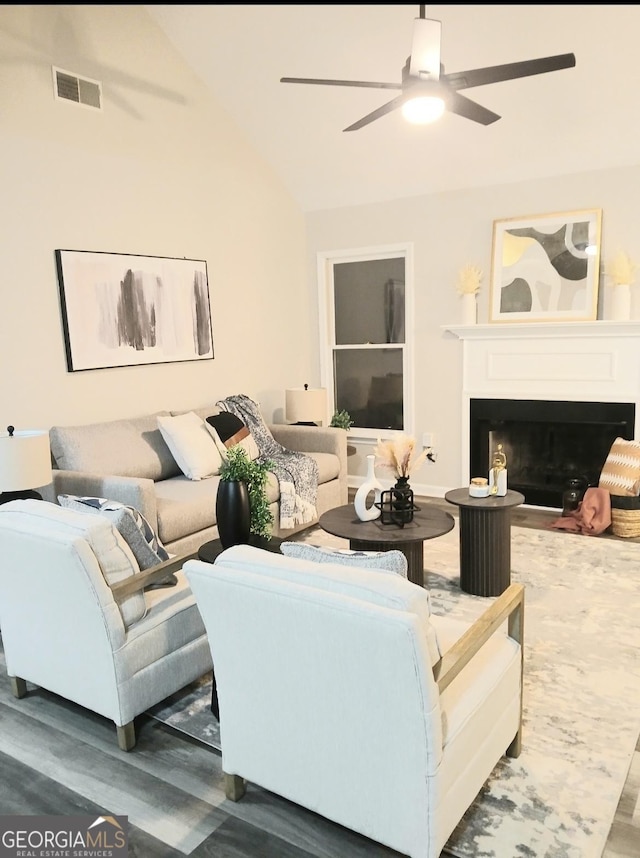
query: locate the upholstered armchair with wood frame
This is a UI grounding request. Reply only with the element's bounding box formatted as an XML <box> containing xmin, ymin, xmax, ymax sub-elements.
<box><xmin>185</xmin><ymin>545</ymin><xmax>524</xmax><ymax>858</ymax></box>
<box><xmin>0</xmin><ymin>499</ymin><xmax>212</xmax><ymax>751</ymax></box>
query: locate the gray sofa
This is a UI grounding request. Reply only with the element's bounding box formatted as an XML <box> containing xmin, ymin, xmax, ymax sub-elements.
<box><xmin>48</xmin><ymin>404</ymin><xmax>348</xmax><ymax>555</ymax></box>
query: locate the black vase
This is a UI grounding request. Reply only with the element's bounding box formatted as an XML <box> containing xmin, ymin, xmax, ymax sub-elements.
<box><xmin>392</xmin><ymin>477</ymin><xmax>415</xmax><ymax>524</ymax></box>
<box><xmin>216</xmin><ymin>479</ymin><xmax>251</xmax><ymax>548</ymax></box>
<box><xmin>562</xmin><ymin>476</ymin><xmax>588</xmax><ymax>517</ymax></box>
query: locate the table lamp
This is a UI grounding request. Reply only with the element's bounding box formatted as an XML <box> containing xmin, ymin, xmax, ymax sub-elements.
<box><xmin>0</xmin><ymin>425</ymin><xmax>52</xmax><ymax>504</ymax></box>
<box><xmin>285</xmin><ymin>384</ymin><xmax>327</xmax><ymax>426</ymax></box>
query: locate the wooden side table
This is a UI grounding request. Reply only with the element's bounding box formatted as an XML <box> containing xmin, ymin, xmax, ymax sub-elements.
<box><xmin>445</xmin><ymin>488</ymin><xmax>524</xmax><ymax>597</ymax></box>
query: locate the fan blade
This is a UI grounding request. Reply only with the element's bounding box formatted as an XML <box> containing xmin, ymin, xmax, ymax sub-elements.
<box><xmin>343</xmin><ymin>94</ymin><xmax>406</xmax><ymax>132</ymax></box>
<box><xmin>444</xmin><ymin>53</ymin><xmax>576</xmax><ymax>91</ymax></box>
<box><xmin>448</xmin><ymin>92</ymin><xmax>501</xmax><ymax>125</ymax></box>
<box><xmin>409</xmin><ymin>18</ymin><xmax>441</xmax><ymax>79</ymax></box>
<box><xmin>280</xmin><ymin>76</ymin><xmax>401</xmax><ymax>90</ymax></box>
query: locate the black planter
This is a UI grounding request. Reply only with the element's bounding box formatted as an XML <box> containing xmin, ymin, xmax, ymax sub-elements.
<box><xmin>216</xmin><ymin>479</ymin><xmax>251</xmax><ymax>548</ymax></box>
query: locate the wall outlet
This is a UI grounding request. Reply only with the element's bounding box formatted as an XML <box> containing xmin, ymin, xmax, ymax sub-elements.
<box><xmin>422</xmin><ymin>432</ymin><xmax>434</xmax><ymax>448</ymax></box>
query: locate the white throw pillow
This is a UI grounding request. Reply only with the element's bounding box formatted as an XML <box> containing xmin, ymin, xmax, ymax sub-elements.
<box><xmin>157</xmin><ymin>412</ymin><xmax>223</xmax><ymax>480</ymax></box>
<box><xmin>280</xmin><ymin>541</ymin><xmax>408</xmax><ymax>578</ymax></box>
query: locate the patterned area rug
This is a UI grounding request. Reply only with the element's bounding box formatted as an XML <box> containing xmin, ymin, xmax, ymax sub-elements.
<box><xmin>146</xmin><ymin>522</ymin><xmax>640</xmax><ymax>858</ymax></box>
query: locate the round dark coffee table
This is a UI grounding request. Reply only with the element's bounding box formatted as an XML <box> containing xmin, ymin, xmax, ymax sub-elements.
<box><xmin>318</xmin><ymin>503</ymin><xmax>455</xmax><ymax>588</ymax></box>
<box><xmin>445</xmin><ymin>488</ymin><xmax>525</xmax><ymax>597</ymax></box>
<box><xmin>198</xmin><ymin>533</ymin><xmax>283</xmax><ymax>563</ymax></box>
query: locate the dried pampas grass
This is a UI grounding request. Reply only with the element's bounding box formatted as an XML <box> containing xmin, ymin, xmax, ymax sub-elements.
<box><xmin>607</xmin><ymin>251</ymin><xmax>637</xmax><ymax>286</ymax></box>
<box><xmin>374</xmin><ymin>435</ymin><xmax>428</xmax><ymax>479</ymax></box>
<box><xmin>456</xmin><ymin>264</ymin><xmax>483</xmax><ymax>295</ymax></box>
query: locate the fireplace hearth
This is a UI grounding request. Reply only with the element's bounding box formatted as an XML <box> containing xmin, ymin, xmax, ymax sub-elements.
<box><xmin>470</xmin><ymin>399</ymin><xmax>635</xmax><ymax>509</ymax></box>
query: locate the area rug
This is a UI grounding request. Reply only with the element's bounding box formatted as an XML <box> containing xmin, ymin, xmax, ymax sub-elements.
<box><xmin>146</xmin><ymin>522</ymin><xmax>640</xmax><ymax>858</ymax></box>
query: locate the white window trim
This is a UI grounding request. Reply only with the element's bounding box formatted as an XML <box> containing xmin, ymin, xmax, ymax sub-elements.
<box><xmin>317</xmin><ymin>243</ymin><xmax>415</xmax><ymax>441</ymax></box>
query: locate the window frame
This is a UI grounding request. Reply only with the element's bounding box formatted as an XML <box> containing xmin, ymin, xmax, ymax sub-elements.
<box><xmin>317</xmin><ymin>243</ymin><xmax>414</xmax><ymax>442</ymax></box>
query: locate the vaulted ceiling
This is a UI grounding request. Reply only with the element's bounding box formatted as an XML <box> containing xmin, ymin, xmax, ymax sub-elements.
<box><xmin>146</xmin><ymin>4</ymin><xmax>640</xmax><ymax>212</ymax></box>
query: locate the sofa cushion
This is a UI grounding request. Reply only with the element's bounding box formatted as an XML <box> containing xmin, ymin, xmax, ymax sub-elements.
<box><xmin>306</xmin><ymin>452</ymin><xmax>340</xmax><ymax>484</ymax></box>
<box><xmin>50</xmin><ymin>412</ymin><xmax>180</xmax><ymax>481</ymax></box>
<box><xmin>280</xmin><ymin>542</ymin><xmax>408</xmax><ymax>577</ymax></box>
<box><xmin>57</xmin><ymin>494</ymin><xmax>170</xmax><ymax>571</ymax></box>
<box><xmin>154</xmin><ymin>471</ymin><xmax>282</xmax><ymax>545</ymax></box>
<box><xmin>205</xmin><ymin>412</ymin><xmax>260</xmax><ymax>461</ymax></box>
<box><xmin>157</xmin><ymin>412</ymin><xmax>224</xmax><ymax>480</ymax></box>
<box><xmin>154</xmin><ymin>475</ymin><xmax>220</xmax><ymax>544</ymax></box>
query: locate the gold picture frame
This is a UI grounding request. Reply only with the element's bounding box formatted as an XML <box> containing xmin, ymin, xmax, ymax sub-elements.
<box><xmin>489</xmin><ymin>209</ymin><xmax>602</xmax><ymax>323</ymax></box>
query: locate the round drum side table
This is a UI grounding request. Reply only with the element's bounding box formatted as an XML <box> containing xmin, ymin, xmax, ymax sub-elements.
<box><xmin>444</xmin><ymin>488</ymin><xmax>525</xmax><ymax>596</ymax></box>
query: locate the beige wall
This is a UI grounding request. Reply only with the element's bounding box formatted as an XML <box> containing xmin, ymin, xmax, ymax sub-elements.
<box><xmin>5</xmin><ymin>5</ymin><xmax>640</xmax><ymax>498</ymax></box>
<box><xmin>0</xmin><ymin>5</ymin><xmax>314</xmax><ymax>431</ymax></box>
<box><xmin>306</xmin><ymin>164</ymin><xmax>640</xmax><ymax>492</ymax></box>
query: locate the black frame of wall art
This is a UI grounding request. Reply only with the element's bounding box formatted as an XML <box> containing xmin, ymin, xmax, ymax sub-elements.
<box><xmin>55</xmin><ymin>249</ymin><xmax>214</xmax><ymax>372</ymax></box>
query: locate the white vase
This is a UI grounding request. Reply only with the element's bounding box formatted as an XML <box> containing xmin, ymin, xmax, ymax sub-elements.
<box><xmin>461</xmin><ymin>292</ymin><xmax>477</xmax><ymax>325</ymax></box>
<box><xmin>611</xmin><ymin>284</ymin><xmax>631</xmax><ymax>321</ymax></box>
<box><xmin>353</xmin><ymin>454</ymin><xmax>382</xmax><ymax>521</ymax></box>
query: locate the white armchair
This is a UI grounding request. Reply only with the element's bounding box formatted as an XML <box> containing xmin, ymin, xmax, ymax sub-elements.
<box><xmin>0</xmin><ymin>499</ymin><xmax>212</xmax><ymax>750</ymax></box>
<box><xmin>185</xmin><ymin>544</ymin><xmax>524</xmax><ymax>858</ymax></box>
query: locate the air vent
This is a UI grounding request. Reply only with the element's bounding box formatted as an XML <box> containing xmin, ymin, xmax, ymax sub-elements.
<box><xmin>52</xmin><ymin>66</ymin><xmax>102</xmax><ymax>110</ymax></box>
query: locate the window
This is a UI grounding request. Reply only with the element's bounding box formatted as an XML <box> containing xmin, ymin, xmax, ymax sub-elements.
<box><xmin>318</xmin><ymin>245</ymin><xmax>413</xmax><ymax>440</ymax></box>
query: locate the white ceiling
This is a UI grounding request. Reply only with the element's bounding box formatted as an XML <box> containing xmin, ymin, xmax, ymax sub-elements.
<box><xmin>146</xmin><ymin>4</ymin><xmax>640</xmax><ymax>212</ymax></box>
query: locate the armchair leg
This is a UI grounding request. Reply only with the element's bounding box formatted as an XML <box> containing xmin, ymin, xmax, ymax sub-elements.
<box><xmin>507</xmin><ymin>591</ymin><xmax>524</xmax><ymax>760</ymax></box>
<box><xmin>10</xmin><ymin>676</ymin><xmax>27</xmax><ymax>699</ymax></box>
<box><xmin>116</xmin><ymin>721</ymin><xmax>136</xmax><ymax>751</ymax></box>
<box><xmin>506</xmin><ymin>730</ymin><xmax>522</xmax><ymax>758</ymax></box>
<box><xmin>224</xmin><ymin>772</ymin><xmax>246</xmax><ymax>802</ymax></box>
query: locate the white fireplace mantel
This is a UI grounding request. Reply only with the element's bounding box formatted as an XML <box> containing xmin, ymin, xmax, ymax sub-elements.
<box><xmin>442</xmin><ymin>320</ymin><xmax>640</xmax><ymax>481</ymax></box>
<box><xmin>443</xmin><ymin>320</ymin><xmax>640</xmax><ymax>340</ymax></box>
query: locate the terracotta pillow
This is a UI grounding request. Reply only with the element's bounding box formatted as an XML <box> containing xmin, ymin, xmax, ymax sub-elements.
<box><xmin>598</xmin><ymin>437</ymin><xmax>640</xmax><ymax>496</ymax></box>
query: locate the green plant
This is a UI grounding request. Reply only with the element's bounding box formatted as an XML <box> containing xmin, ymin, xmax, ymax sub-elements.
<box><xmin>219</xmin><ymin>446</ymin><xmax>275</xmax><ymax>540</ymax></box>
<box><xmin>330</xmin><ymin>409</ymin><xmax>354</xmax><ymax>431</ymax></box>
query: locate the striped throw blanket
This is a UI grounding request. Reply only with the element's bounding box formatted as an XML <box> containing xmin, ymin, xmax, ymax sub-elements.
<box><xmin>216</xmin><ymin>394</ymin><xmax>319</xmax><ymax>529</ymax></box>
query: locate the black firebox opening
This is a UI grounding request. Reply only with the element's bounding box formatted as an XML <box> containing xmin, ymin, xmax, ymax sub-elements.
<box><xmin>469</xmin><ymin>399</ymin><xmax>636</xmax><ymax>509</ymax></box>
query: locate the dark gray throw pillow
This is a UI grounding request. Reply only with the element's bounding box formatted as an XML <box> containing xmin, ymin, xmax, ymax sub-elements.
<box><xmin>57</xmin><ymin>494</ymin><xmax>176</xmax><ymax>585</ymax></box>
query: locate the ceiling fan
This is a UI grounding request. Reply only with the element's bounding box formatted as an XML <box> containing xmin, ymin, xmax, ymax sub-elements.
<box><xmin>280</xmin><ymin>5</ymin><xmax>576</xmax><ymax>131</ymax></box>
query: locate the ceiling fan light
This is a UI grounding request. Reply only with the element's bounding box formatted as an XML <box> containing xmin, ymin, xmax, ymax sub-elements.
<box><xmin>401</xmin><ymin>95</ymin><xmax>445</xmax><ymax>124</ymax></box>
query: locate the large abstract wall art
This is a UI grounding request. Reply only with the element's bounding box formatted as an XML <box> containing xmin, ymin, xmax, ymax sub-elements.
<box><xmin>55</xmin><ymin>250</ymin><xmax>214</xmax><ymax>371</ymax></box>
<box><xmin>489</xmin><ymin>209</ymin><xmax>602</xmax><ymax>323</ymax></box>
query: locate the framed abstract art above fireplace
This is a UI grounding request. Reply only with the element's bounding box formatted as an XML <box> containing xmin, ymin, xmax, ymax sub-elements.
<box><xmin>489</xmin><ymin>208</ymin><xmax>602</xmax><ymax>324</ymax></box>
<box><xmin>55</xmin><ymin>249</ymin><xmax>214</xmax><ymax>371</ymax></box>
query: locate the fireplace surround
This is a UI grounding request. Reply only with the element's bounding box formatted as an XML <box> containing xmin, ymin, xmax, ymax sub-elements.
<box><xmin>445</xmin><ymin>320</ymin><xmax>640</xmax><ymax>509</ymax></box>
<box><xmin>469</xmin><ymin>398</ymin><xmax>635</xmax><ymax>508</ymax></box>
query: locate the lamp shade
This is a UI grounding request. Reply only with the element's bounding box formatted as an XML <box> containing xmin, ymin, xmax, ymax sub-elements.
<box><xmin>0</xmin><ymin>428</ymin><xmax>52</xmax><ymax>492</ymax></box>
<box><xmin>285</xmin><ymin>387</ymin><xmax>327</xmax><ymax>424</ymax></box>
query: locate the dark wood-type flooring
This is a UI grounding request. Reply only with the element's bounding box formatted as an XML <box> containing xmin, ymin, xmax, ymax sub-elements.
<box><xmin>0</xmin><ymin>497</ymin><xmax>637</xmax><ymax>857</ymax></box>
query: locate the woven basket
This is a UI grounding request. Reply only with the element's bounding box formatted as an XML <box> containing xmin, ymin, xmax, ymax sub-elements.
<box><xmin>610</xmin><ymin>494</ymin><xmax>640</xmax><ymax>538</ymax></box>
